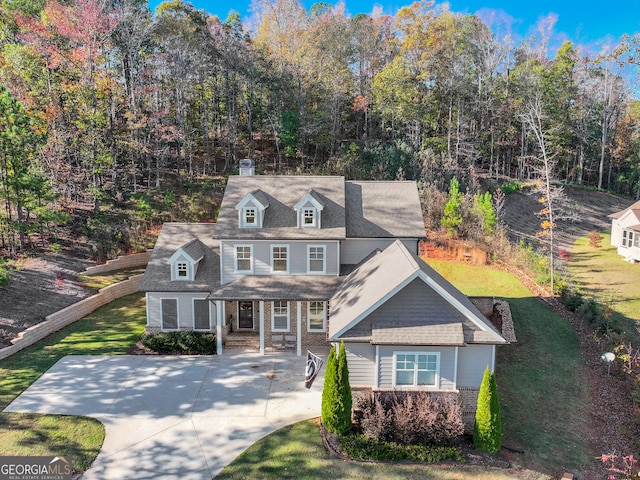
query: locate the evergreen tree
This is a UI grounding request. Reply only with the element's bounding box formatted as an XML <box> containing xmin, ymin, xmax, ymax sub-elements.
<box><xmin>336</xmin><ymin>340</ymin><xmax>352</xmax><ymax>434</ymax></box>
<box><xmin>473</xmin><ymin>191</ymin><xmax>498</xmax><ymax>234</ymax></box>
<box><xmin>473</xmin><ymin>366</ymin><xmax>502</xmax><ymax>454</ymax></box>
<box><xmin>441</xmin><ymin>177</ymin><xmax>463</xmax><ymax>236</ymax></box>
<box><xmin>321</xmin><ymin>342</ymin><xmax>352</xmax><ymax>435</ymax></box>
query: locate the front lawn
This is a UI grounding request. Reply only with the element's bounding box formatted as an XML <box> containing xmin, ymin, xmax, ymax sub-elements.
<box><xmin>216</xmin><ymin>419</ymin><xmax>546</xmax><ymax>480</ymax></box>
<box><xmin>0</xmin><ymin>293</ymin><xmax>146</xmax><ymax>471</ymax></box>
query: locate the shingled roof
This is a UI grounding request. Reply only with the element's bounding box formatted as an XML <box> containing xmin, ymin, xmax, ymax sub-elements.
<box><xmin>610</xmin><ymin>199</ymin><xmax>640</xmax><ymax>220</ymax></box>
<box><xmin>138</xmin><ymin>223</ymin><xmax>220</xmax><ymax>293</ymax></box>
<box><xmin>329</xmin><ymin>240</ymin><xmax>506</xmax><ymax>346</ymax></box>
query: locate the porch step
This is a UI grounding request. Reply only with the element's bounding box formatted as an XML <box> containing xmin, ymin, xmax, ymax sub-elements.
<box><xmin>225</xmin><ymin>333</ymin><xmax>259</xmax><ymax>350</ymax></box>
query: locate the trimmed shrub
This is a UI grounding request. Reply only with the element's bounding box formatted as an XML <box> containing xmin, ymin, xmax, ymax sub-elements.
<box><xmin>322</xmin><ymin>342</ymin><xmax>352</xmax><ymax>435</ymax></box>
<box><xmin>141</xmin><ymin>331</ymin><xmax>216</xmax><ymax>355</ymax></box>
<box><xmin>474</xmin><ymin>367</ymin><xmax>502</xmax><ymax>454</ymax></box>
<box><xmin>339</xmin><ymin>434</ymin><xmax>464</xmax><ymax>463</ymax></box>
<box><xmin>354</xmin><ymin>391</ymin><xmax>464</xmax><ymax>445</ymax></box>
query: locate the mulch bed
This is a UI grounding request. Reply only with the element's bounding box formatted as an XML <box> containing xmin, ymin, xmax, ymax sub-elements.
<box><xmin>318</xmin><ymin>418</ymin><xmax>513</xmax><ymax>470</ymax></box>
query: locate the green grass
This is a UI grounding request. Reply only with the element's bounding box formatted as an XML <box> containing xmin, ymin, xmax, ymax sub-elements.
<box><xmin>568</xmin><ymin>232</ymin><xmax>640</xmax><ymax>342</ymax></box>
<box><xmin>0</xmin><ymin>293</ymin><xmax>146</xmax><ymax>471</ymax></box>
<box><xmin>426</xmin><ymin>260</ymin><xmax>592</xmax><ymax>473</ymax></box>
<box><xmin>79</xmin><ymin>267</ymin><xmax>147</xmax><ymax>290</ymax></box>
<box><xmin>217</xmin><ymin>419</ymin><xmax>546</xmax><ymax>480</ymax></box>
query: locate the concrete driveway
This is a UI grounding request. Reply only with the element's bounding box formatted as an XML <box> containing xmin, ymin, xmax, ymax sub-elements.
<box><xmin>4</xmin><ymin>351</ymin><xmax>327</xmax><ymax>479</ymax></box>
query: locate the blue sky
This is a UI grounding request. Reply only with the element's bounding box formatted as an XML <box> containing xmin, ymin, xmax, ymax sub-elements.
<box><xmin>148</xmin><ymin>0</ymin><xmax>640</xmax><ymax>48</ymax></box>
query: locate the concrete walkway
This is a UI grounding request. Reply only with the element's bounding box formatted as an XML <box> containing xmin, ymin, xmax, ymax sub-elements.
<box><xmin>4</xmin><ymin>352</ymin><xmax>327</xmax><ymax>479</ymax></box>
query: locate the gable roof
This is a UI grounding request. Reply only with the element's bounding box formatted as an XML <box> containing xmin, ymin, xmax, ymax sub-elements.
<box><xmin>329</xmin><ymin>240</ymin><xmax>506</xmax><ymax>345</ymax></box>
<box><xmin>167</xmin><ymin>238</ymin><xmax>205</xmax><ymax>265</ymax></box>
<box><xmin>235</xmin><ymin>189</ymin><xmax>270</xmax><ymax>211</ymax></box>
<box><xmin>610</xmin><ymin>199</ymin><xmax>640</xmax><ymax>221</ymax></box>
<box><xmin>214</xmin><ymin>176</ymin><xmax>347</xmax><ymax>240</ymax></box>
<box><xmin>345</xmin><ymin>181</ymin><xmax>425</xmax><ymax>238</ymax></box>
<box><xmin>139</xmin><ymin>223</ymin><xmax>220</xmax><ymax>293</ymax></box>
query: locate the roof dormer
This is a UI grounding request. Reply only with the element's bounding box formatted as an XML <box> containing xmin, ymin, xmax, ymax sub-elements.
<box><xmin>235</xmin><ymin>190</ymin><xmax>269</xmax><ymax>228</ymax></box>
<box><xmin>294</xmin><ymin>190</ymin><xmax>324</xmax><ymax>229</ymax></box>
<box><xmin>167</xmin><ymin>238</ymin><xmax>204</xmax><ymax>281</ymax></box>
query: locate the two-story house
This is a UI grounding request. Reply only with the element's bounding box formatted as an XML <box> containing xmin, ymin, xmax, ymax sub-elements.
<box><xmin>139</xmin><ymin>172</ymin><xmax>508</xmax><ymax>415</ymax></box>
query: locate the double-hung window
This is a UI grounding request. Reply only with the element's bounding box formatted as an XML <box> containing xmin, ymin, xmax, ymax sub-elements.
<box><xmin>271</xmin><ymin>245</ymin><xmax>289</xmax><ymax>272</ymax></box>
<box><xmin>176</xmin><ymin>262</ymin><xmax>188</xmax><ymax>278</ymax></box>
<box><xmin>193</xmin><ymin>299</ymin><xmax>210</xmax><ymax>330</ymax></box>
<box><xmin>303</xmin><ymin>208</ymin><xmax>316</xmax><ymax>226</ymax></box>
<box><xmin>235</xmin><ymin>245</ymin><xmax>253</xmax><ymax>272</ymax></box>
<box><xmin>307</xmin><ymin>245</ymin><xmax>325</xmax><ymax>273</ymax></box>
<box><xmin>161</xmin><ymin>299</ymin><xmax>178</xmax><ymax>330</ymax></box>
<box><xmin>272</xmin><ymin>301</ymin><xmax>289</xmax><ymax>331</ymax></box>
<box><xmin>307</xmin><ymin>301</ymin><xmax>326</xmax><ymax>331</ymax></box>
<box><xmin>623</xmin><ymin>230</ymin><xmax>634</xmax><ymax>248</ymax></box>
<box><xmin>394</xmin><ymin>352</ymin><xmax>439</xmax><ymax>387</ymax></box>
<box><xmin>243</xmin><ymin>207</ymin><xmax>256</xmax><ymax>226</ymax></box>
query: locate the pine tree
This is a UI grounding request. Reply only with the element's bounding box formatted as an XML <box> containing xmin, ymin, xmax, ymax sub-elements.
<box><xmin>442</xmin><ymin>177</ymin><xmax>463</xmax><ymax>237</ymax></box>
<box><xmin>473</xmin><ymin>366</ymin><xmax>502</xmax><ymax>454</ymax></box>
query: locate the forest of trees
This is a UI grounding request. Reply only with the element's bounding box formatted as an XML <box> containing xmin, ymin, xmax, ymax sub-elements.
<box><xmin>1</xmin><ymin>0</ymin><xmax>640</xmax><ymax>257</ymax></box>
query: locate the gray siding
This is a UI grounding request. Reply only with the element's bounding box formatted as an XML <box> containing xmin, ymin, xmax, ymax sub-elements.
<box><xmin>343</xmin><ymin>278</ymin><xmax>468</xmax><ymax>339</ymax></box>
<box><xmin>146</xmin><ymin>292</ymin><xmax>216</xmax><ymax>331</ymax></box>
<box><xmin>377</xmin><ymin>345</ymin><xmax>456</xmax><ymax>391</ymax></box>
<box><xmin>221</xmin><ymin>240</ymin><xmax>339</xmax><ymax>284</ymax></box>
<box><xmin>457</xmin><ymin>345</ymin><xmax>494</xmax><ymax>388</ymax></box>
<box><xmin>341</xmin><ymin>238</ymin><xmax>418</xmax><ymax>265</ymax></box>
<box><xmin>345</xmin><ymin>343</ymin><xmax>376</xmax><ymax>387</ymax></box>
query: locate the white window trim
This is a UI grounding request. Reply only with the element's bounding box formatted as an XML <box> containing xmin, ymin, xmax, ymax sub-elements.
<box><xmin>302</xmin><ymin>207</ymin><xmax>317</xmax><ymax>227</ymax></box>
<box><xmin>307</xmin><ymin>245</ymin><xmax>326</xmax><ymax>274</ymax></box>
<box><xmin>307</xmin><ymin>301</ymin><xmax>326</xmax><ymax>332</ymax></box>
<box><xmin>391</xmin><ymin>351</ymin><xmax>440</xmax><ymax>389</ymax></box>
<box><xmin>234</xmin><ymin>244</ymin><xmax>254</xmax><ymax>273</ymax></box>
<box><xmin>172</xmin><ymin>260</ymin><xmax>192</xmax><ymax>281</ymax></box>
<box><xmin>192</xmin><ymin>298</ymin><xmax>211</xmax><ymax>331</ymax></box>
<box><xmin>160</xmin><ymin>298</ymin><xmax>179</xmax><ymax>331</ymax></box>
<box><xmin>242</xmin><ymin>206</ymin><xmax>258</xmax><ymax>228</ymax></box>
<box><xmin>270</xmin><ymin>244</ymin><xmax>290</xmax><ymax>273</ymax></box>
<box><xmin>271</xmin><ymin>301</ymin><xmax>290</xmax><ymax>332</ymax></box>
<box><xmin>623</xmin><ymin>229</ymin><xmax>635</xmax><ymax>248</ymax></box>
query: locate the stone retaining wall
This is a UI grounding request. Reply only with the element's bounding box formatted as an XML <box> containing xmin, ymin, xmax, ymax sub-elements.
<box><xmin>84</xmin><ymin>251</ymin><xmax>151</xmax><ymax>275</ymax></box>
<box><xmin>0</xmin><ymin>275</ymin><xmax>144</xmax><ymax>361</ymax></box>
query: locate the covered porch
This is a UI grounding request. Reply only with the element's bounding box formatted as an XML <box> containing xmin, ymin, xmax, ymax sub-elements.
<box><xmin>208</xmin><ymin>274</ymin><xmax>342</xmax><ymax>356</ymax></box>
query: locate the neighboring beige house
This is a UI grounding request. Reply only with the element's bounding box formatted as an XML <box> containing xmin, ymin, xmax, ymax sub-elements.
<box><xmin>139</xmin><ymin>171</ymin><xmax>509</xmax><ymax>403</ymax></box>
<box><xmin>609</xmin><ymin>199</ymin><xmax>640</xmax><ymax>262</ymax></box>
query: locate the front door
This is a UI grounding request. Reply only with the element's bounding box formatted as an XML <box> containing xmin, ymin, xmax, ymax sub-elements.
<box><xmin>238</xmin><ymin>301</ymin><xmax>254</xmax><ymax>329</ymax></box>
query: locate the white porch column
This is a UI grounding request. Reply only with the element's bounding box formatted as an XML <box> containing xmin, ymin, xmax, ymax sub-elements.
<box><xmin>296</xmin><ymin>301</ymin><xmax>302</xmax><ymax>356</ymax></box>
<box><xmin>259</xmin><ymin>301</ymin><xmax>265</xmax><ymax>354</ymax></box>
<box><xmin>215</xmin><ymin>301</ymin><xmax>223</xmax><ymax>355</ymax></box>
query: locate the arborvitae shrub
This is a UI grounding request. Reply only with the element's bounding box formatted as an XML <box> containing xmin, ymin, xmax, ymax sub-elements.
<box><xmin>322</xmin><ymin>342</ymin><xmax>352</xmax><ymax>435</ymax></box>
<box><xmin>473</xmin><ymin>367</ymin><xmax>502</xmax><ymax>454</ymax></box>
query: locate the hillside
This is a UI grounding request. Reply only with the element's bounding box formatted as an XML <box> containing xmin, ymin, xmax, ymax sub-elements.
<box><xmin>500</xmin><ymin>185</ymin><xmax>631</xmax><ymax>251</ymax></box>
<box><xmin>0</xmin><ymin>182</ymin><xmax>635</xmax><ymax>348</ymax></box>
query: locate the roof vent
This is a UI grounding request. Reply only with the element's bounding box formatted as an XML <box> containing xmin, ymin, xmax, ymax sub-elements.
<box><xmin>239</xmin><ymin>159</ymin><xmax>254</xmax><ymax>176</ymax></box>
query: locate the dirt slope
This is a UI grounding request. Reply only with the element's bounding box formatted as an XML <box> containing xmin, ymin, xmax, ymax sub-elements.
<box><xmin>501</xmin><ymin>186</ymin><xmax>632</xmax><ymax>251</ymax></box>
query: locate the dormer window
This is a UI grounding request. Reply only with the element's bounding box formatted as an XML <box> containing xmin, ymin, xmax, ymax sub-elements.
<box><xmin>177</xmin><ymin>262</ymin><xmax>188</xmax><ymax>278</ymax></box>
<box><xmin>236</xmin><ymin>190</ymin><xmax>269</xmax><ymax>228</ymax></box>
<box><xmin>294</xmin><ymin>190</ymin><xmax>324</xmax><ymax>229</ymax></box>
<box><xmin>244</xmin><ymin>207</ymin><xmax>256</xmax><ymax>226</ymax></box>
<box><xmin>303</xmin><ymin>208</ymin><xmax>316</xmax><ymax>226</ymax></box>
<box><xmin>168</xmin><ymin>238</ymin><xmax>204</xmax><ymax>282</ymax></box>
